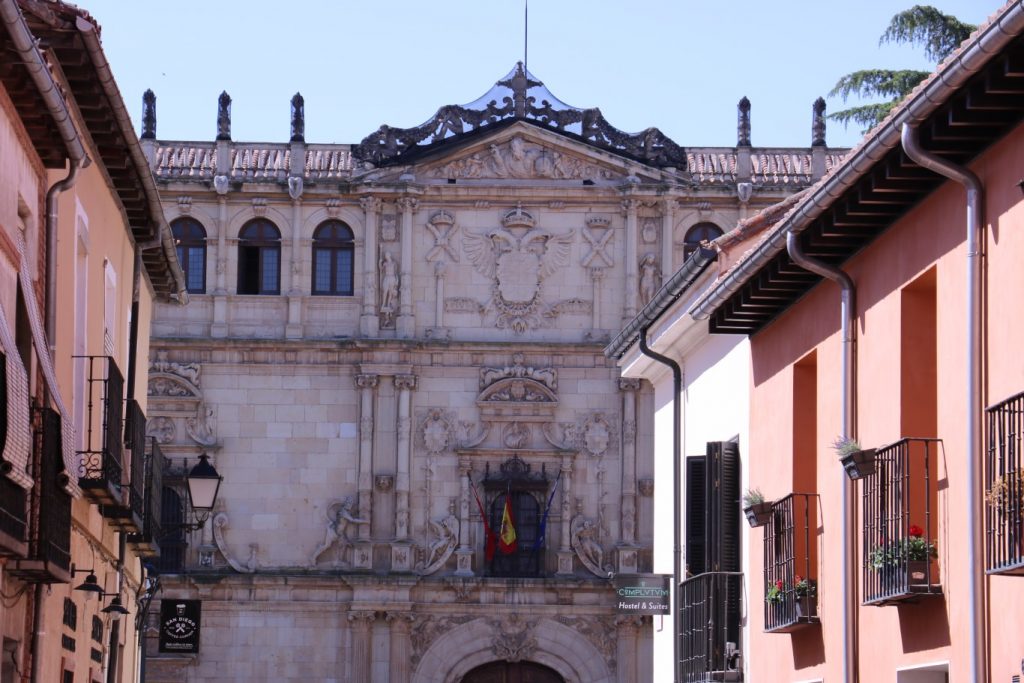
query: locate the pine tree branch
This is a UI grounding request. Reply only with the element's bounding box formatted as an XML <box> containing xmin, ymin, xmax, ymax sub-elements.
<box><xmin>880</xmin><ymin>5</ymin><xmax>977</xmax><ymax>62</ymax></box>
<box><xmin>829</xmin><ymin>69</ymin><xmax>929</xmax><ymax>102</ymax></box>
<box><xmin>828</xmin><ymin>102</ymin><xmax>899</xmax><ymax>132</ymax></box>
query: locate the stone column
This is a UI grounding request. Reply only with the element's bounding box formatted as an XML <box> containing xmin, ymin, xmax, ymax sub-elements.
<box><xmin>397</xmin><ymin>197</ymin><xmax>417</xmax><ymax>338</ymax></box>
<box><xmin>392</xmin><ymin>374</ymin><xmax>416</xmax><ymax>570</ymax></box>
<box><xmin>286</xmin><ymin>196</ymin><xmax>303</xmax><ymax>338</ymax></box>
<box><xmin>211</xmin><ymin>196</ymin><xmax>229</xmax><ymax>338</ymax></box>
<box><xmin>622</xmin><ymin>199</ymin><xmax>638</xmax><ymax>320</ymax></box>
<box><xmin>385</xmin><ymin>613</ymin><xmax>415</xmax><ymax>683</ymax></box>
<box><xmin>661</xmin><ymin>198</ymin><xmax>675</xmax><ymax>276</ymax></box>
<box><xmin>615</xmin><ymin>615</ymin><xmax>644</xmax><ymax>683</ymax></box>
<box><xmin>556</xmin><ymin>454</ymin><xmax>575</xmax><ymax>576</ymax></box>
<box><xmin>590</xmin><ymin>267</ymin><xmax>605</xmax><ymax>331</ymax></box>
<box><xmin>360</xmin><ymin>196</ymin><xmax>381</xmax><ymax>336</ymax></box>
<box><xmin>355</xmin><ymin>374</ymin><xmax>378</xmax><ymax>549</ymax></box>
<box><xmin>454</xmin><ymin>456</ymin><xmax>474</xmax><ymax>576</ymax></box>
<box><xmin>348</xmin><ymin>611</ymin><xmax>376</xmax><ymax>682</ymax></box>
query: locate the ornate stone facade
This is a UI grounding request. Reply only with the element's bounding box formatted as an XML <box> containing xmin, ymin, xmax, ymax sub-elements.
<box><xmin>142</xmin><ymin>65</ymin><xmax>841</xmax><ymax>682</ymax></box>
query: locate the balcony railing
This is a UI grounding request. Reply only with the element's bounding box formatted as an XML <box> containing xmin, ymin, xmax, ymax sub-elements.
<box><xmin>128</xmin><ymin>438</ymin><xmax>166</xmax><ymax>558</ymax></box>
<box><xmin>986</xmin><ymin>391</ymin><xmax>1024</xmax><ymax>574</ymax></box>
<box><xmin>763</xmin><ymin>493</ymin><xmax>819</xmax><ymax>633</ymax></box>
<box><xmin>9</xmin><ymin>408</ymin><xmax>71</xmax><ymax>583</ymax></box>
<box><xmin>0</xmin><ymin>474</ymin><xmax>28</xmax><ymax>558</ymax></box>
<box><xmin>102</xmin><ymin>398</ymin><xmax>146</xmax><ymax>532</ymax></box>
<box><xmin>76</xmin><ymin>356</ymin><xmax>124</xmax><ymax>505</ymax></box>
<box><xmin>678</xmin><ymin>571</ymin><xmax>743</xmax><ymax>682</ymax></box>
<box><xmin>862</xmin><ymin>438</ymin><xmax>942</xmax><ymax>605</ymax></box>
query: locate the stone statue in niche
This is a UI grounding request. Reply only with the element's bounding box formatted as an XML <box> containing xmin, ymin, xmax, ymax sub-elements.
<box><xmin>639</xmin><ymin>253</ymin><xmax>660</xmax><ymax>306</ymax></box>
<box><xmin>185</xmin><ymin>403</ymin><xmax>217</xmax><ymax>447</ymax></box>
<box><xmin>309</xmin><ymin>498</ymin><xmax>369</xmax><ymax>568</ymax></box>
<box><xmin>379</xmin><ymin>251</ymin><xmax>400</xmax><ymax>324</ymax></box>
<box><xmin>416</xmin><ymin>501</ymin><xmax>459</xmax><ymax>575</ymax></box>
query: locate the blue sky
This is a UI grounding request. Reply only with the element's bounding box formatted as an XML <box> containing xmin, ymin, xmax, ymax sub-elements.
<box><xmin>81</xmin><ymin>1</ymin><xmax>994</xmax><ymax>149</ymax></box>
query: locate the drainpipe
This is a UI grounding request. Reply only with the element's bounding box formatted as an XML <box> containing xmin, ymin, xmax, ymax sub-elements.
<box><xmin>638</xmin><ymin>329</ymin><xmax>681</xmax><ymax>683</ymax></box>
<box><xmin>901</xmin><ymin>123</ymin><xmax>985</xmax><ymax>683</ymax></box>
<box><xmin>786</xmin><ymin>231</ymin><xmax>856</xmax><ymax>683</ymax></box>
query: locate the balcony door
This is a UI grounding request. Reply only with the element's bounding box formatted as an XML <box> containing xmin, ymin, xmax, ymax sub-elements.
<box><xmin>462</xmin><ymin>661</ymin><xmax>563</xmax><ymax>683</ymax></box>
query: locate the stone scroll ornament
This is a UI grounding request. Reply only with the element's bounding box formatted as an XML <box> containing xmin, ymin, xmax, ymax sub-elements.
<box><xmin>212</xmin><ymin>512</ymin><xmax>257</xmax><ymax>573</ymax></box>
<box><xmin>463</xmin><ymin>205</ymin><xmax>573</xmax><ymax>334</ymax></box>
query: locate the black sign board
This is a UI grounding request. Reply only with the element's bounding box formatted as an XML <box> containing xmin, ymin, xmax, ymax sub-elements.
<box><xmin>612</xmin><ymin>575</ymin><xmax>672</xmax><ymax>615</ymax></box>
<box><xmin>158</xmin><ymin>599</ymin><xmax>202</xmax><ymax>653</ymax></box>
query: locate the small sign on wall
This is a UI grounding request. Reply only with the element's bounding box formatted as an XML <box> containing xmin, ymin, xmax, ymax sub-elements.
<box><xmin>612</xmin><ymin>574</ymin><xmax>672</xmax><ymax>615</ymax></box>
<box><xmin>158</xmin><ymin>599</ymin><xmax>202</xmax><ymax>653</ymax></box>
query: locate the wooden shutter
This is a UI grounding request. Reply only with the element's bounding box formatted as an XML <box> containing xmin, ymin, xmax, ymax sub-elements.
<box><xmin>684</xmin><ymin>456</ymin><xmax>707</xmax><ymax>576</ymax></box>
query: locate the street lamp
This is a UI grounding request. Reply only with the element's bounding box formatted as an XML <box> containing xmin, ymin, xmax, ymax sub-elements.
<box><xmin>101</xmin><ymin>595</ymin><xmax>130</xmax><ymax>621</ymax></box>
<box><xmin>184</xmin><ymin>453</ymin><xmax>222</xmax><ymax>529</ymax></box>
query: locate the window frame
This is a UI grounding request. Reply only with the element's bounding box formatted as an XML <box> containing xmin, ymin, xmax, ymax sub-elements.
<box><xmin>170</xmin><ymin>218</ymin><xmax>208</xmax><ymax>295</ymax></box>
<box><xmin>237</xmin><ymin>219</ymin><xmax>281</xmax><ymax>295</ymax></box>
<box><xmin>311</xmin><ymin>221</ymin><xmax>355</xmax><ymax>296</ymax></box>
<box><xmin>683</xmin><ymin>222</ymin><xmax>724</xmax><ymax>259</ymax></box>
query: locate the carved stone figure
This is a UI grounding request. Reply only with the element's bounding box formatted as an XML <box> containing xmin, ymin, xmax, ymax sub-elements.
<box><xmin>310</xmin><ymin>498</ymin><xmax>369</xmax><ymax>568</ymax></box>
<box><xmin>216</xmin><ymin>91</ymin><xmax>232</xmax><ymax>141</ymax></box>
<box><xmin>502</xmin><ymin>422</ymin><xmax>530</xmax><ymax>449</ymax></box>
<box><xmin>185</xmin><ymin>404</ymin><xmax>217</xmax><ymax>447</ymax></box>
<box><xmin>571</xmin><ymin>513</ymin><xmax>607</xmax><ymax>577</ymax></box>
<box><xmin>151</xmin><ymin>351</ymin><xmax>201</xmax><ymax>386</ymax></box>
<box><xmin>489</xmin><ymin>614</ymin><xmax>538</xmax><ymax>663</ymax></box>
<box><xmin>416</xmin><ymin>502</ymin><xmax>459</xmax><ymax>575</ymax></box>
<box><xmin>146</xmin><ymin>416</ymin><xmax>175</xmax><ymax>444</ymax></box>
<box><xmin>290</xmin><ymin>92</ymin><xmax>305</xmax><ymax>142</ymax></box>
<box><xmin>479</xmin><ymin>352</ymin><xmax>557</xmax><ymax>391</ymax></box>
<box><xmin>379</xmin><ymin>251</ymin><xmax>400</xmax><ymax>323</ymax></box>
<box><xmin>639</xmin><ymin>254</ymin><xmax>660</xmax><ymax>306</ymax></box>
<box><xmin>141</xmin><ymin>89</ymin><xmax>156</xmax><ymax>139</ymax></box>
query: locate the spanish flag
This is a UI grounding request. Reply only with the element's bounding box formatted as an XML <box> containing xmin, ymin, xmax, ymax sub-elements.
<box><xmin>498</xmin><ymin>494</ymin><xmax>517</xmax><ymax>554</ymax></box>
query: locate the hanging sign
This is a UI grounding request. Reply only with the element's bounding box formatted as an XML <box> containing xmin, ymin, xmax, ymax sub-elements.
<box><xmin>158</xmin><ymin>599</ymin><xmax>202</xmax><ymax>653</ymax></box>
<box><xmin>612</xmin><ymin>574</ymin><xmax>672</xmax><ymax>615</ymax></box>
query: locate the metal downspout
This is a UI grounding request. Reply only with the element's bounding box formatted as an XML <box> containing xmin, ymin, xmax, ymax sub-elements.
<box><xmin>786</xmin><ymin>231</ymin><xmax>856</xmax><ymax>683</ymax></box>
<box><xmin>901</xmin><ymin>123</ymin><xmax>985</xmax><ymax>683</ymax></box>
<box><xmin>638</xmin><ymin>329</ymin><xmax>682</xmax><ymax>683</ymax></box>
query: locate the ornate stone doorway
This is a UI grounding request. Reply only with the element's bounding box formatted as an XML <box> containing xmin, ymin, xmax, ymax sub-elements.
<box><xmin>461</xmin><ymin>660</ymin><xmax>564</xmax><ymax>683</ymax></box>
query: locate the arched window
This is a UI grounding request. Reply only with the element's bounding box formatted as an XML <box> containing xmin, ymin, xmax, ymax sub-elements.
<box><xmin>684</xmin><ymin>222</ymin><xmax>724</xmax><ymax>258</ymax></box>
<box><xmin>237</xmin><ymin>219</ymin><xmax>280</xmax><ymax>295</ymax></box>
<box><xmin>171</xmin><ymin>218</ymin><xmax>207</xmax><ymax>294</ymax></box>
<box><xmin>488</xmin><ymin>490</ymin><xmax>541</xmax><ymax>577</ymax></box>
<box><xmin>311</xmin><ymin>221</ymin><xmax>355</xmax><ymax>296</ymax></box>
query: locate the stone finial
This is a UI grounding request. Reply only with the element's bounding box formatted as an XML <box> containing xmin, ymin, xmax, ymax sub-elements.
<box><xmin>737</xmin><ymin>97</ymin><xmax>751</xmax><ymax>146</ymax></box>
<box><xmin>812</xmin><ymin>97</ymin><xmax>827</xmax><ymax>147</ymax></box>
<box><xmin>290</xmin><ymin>92</ymin><xmax>305</xmax><ymax>142</ymax></box>
<box><xmin>141</xmin><ymin>89</ymin><xmax>156</xmax><ymax>140</ymax></box>
<box><xmin>216</xmin><ymin>91</ymin><xmax>232</xmax><ymax>141</ymax></box>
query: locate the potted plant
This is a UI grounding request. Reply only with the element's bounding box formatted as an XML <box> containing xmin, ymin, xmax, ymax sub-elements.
<box><xmin>833</xmin><ymin>436</ymin><xmax>876</xmax><ymax>480</ymax></box>
<box><xmin>742</xmin><ymin>488</ymin><xmax>773</xmax><ymax>528</ymax></box>
<box><xmin>901</xmin><ymin>524</ymin><xmax>937</xmax><ymax>585</ymax></box>
<box><xmin>793</xmin><ymin>575</ymin><xmax>817</xmax><ymax>618</ymax></box>
<box><xmin>986</xmin><ymin>470</ymin><xmax>1024</xmax><ymax>516</ymax></box>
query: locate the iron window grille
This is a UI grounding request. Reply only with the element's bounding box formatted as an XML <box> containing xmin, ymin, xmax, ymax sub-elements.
<box><xmin>678</xmin><ymin>571</ymin><xmax>743</xmax><ymax>682</ymax></box>
<box><xmin>237</xmin><ymin>219</ymin><xmax>281</xmax><ymax>295</ymax></box>
<box><xmin>0</xmin><ymin>474</ymin><xmax>28</xmax><ymax>558</ymax></box>
<box><xmin>861</xmin><ymin>437</ymin><xmax>942</xmax><ymax>605</ymax></box>
<box><xmin>986</xmin><ymin>390</ymin><xmax>1024</xmax><ymax>574</ymax></box>
<box><xmin>482</xmin><ymin>456</ymin><xmax>552</xmax><ymax>578</ymax></box>
<box><xmin>102</xmin><ymin>398</ymin><xmax>146</xmax><ymax>533</ymax></box>
<box><xmin>75</xmin><ymin>356</ymin><xmax>124</xmax><ymax>506</ymax></box>
<box><xmin>91</xmin><ymin>615</ymin><xmax>103</xmax><ymax>643</ymax></box>
<box><xmin>62</xmin><ymin>597</ymin><xmax>77</xmax><ymax>630</ymax></box>
<box><xmin>763</xmin><ymin>493</ymin><xmax>819</xmax><ymax>633</ymax></box>
<box><xmin>311</xmin><ymin>221</ymin><xmax>355</xmax><ymax>296</ymax></box>
<box><xmin>171</xmin><ymin>217</ymin><xmax>207</xmax><ymax>294</ymax></box>
<box><xmin>154</xmin><ymin>485</ymin><xmax>186</xmax><ymax>574</ymax></box>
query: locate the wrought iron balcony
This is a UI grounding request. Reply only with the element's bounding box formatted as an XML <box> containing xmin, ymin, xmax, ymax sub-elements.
<box><xmin>75</xmin><ymin>356</ymin><xmax>124</xmax><ymax>506</ymax></box>
<box><xmin>101</xmin><ymin>398</ymin><xmax>145</xmax><ymax>532</ymax></box>
<box><xmin>128</xmin><ymin>438</ymin><xmax>166</xmax><ymax>558</ymax></box>
<box><xmin>0</xmin><ymin>474</ymin><xmax>28</xmax><ymax>558</ymax></box>
<box><xmin>678</xmin><ymin>571</ymin><xmax>743</xmax><ymax>682</ymax></box>
<box><xmin>9</xmin><ymin>408</ymin><xmax>71</xmax><ymax>583</ymax></box>
<box><xmin>763</xmin><ymin>493</ymin><xmax>819</xmax><ymax>633</ymax></box>
<box><xmin>986</xmin><ymin>391</ymin><xmax>1024</xmax><ymax>574</ymax></box>
<box><xmin>861</xmin><ymin>438</ymin><xmax>942</xmax><ymax>605</ymax></box>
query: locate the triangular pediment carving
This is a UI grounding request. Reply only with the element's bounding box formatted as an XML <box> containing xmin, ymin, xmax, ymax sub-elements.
<box><xmin>478</xmin><ymin>377</ymin><xmax>557</xmax><ymax>404</ymax></box>
<box><xmin>428</xmin><ymin>133</ymin><xmax>624</xmax><ymax>182</ymax></box>
<box><xmin>148</xmin><ymin>373</ymin><xmax>200</xmax><ymax>399</ymax></box>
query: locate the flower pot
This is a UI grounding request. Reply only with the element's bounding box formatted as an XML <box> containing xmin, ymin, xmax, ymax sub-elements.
<box><xmin>795</xmin><ymin>595</ymin><xmax>817</xmax><ymax>619</ymax></box>
<box><xmin>907</xmin><ymin>560</ymin><xmax>929</xmax><ymax>585</ymax></box>
<box><xmin>840</xmin><ymin>448</ymin><xmax>876</xmax><ymax>480</ymax></box>
<box><xmin>744</xmin><ymin>502</ymin><xmax>773</xmax><ymax>528</ymax></box>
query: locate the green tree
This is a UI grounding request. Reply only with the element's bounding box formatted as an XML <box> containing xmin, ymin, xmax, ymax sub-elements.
<box><xmin>829</xmin><ymin>5</ymin><xmax>976</xmax><ymax>130</ymax></box>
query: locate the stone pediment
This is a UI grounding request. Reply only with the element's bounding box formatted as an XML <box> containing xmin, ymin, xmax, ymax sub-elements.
<box><xmin>478</xmin><ymin>377</ymin><xmax>557</xmax><ymax>405</ymax></box>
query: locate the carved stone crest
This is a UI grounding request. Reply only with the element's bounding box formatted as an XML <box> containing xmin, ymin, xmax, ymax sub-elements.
<box><xmin>462</xmin><ymin>205</ymin><xmax>574</xmax><ymax>334</ymax></box>
<box><xmin>146</xmin><ymin>416</ymin><xmax>175</xmax><ymax>444</ymax></box>
<box><xmin>489</xmin><ymin>614</ymin><xmax>537</xmax><ymax>663</ymax></box>
<box><xmin>421</xmin><ymin>409</ymin><xmax>451</xmax><ymax>454</ymax></box>
<box><xmin>582</xmin><ymin>416</ymin><xmax>611</xmax><ymax>457</ymax></box>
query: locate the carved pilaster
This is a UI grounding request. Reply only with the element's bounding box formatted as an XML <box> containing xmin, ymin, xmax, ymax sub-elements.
<box><xmin>455</xmin><ymin>456</ymin><xmax>474</xmax><ymax>576</ymax></box>
<box><xmin>397</xmin><ymin>197</ymin><xmax>418</xmax><ymax>337</ymax></box>
<box><xmin>662</xmin><ymin>198</ymin><xmax>676</xmax><ymax>276</ymax></box>
<box><xmin>395</xmin><ymin>374</ymin><xmax>417</xmax><ymax>540</ymax></box>
<box><xmin>360</xmin><ymin>196</ymin><xmax>381</xmax><ymax>335</ymax></box>
<box><xmin>386</xmin><ymin>612</ymin><xmax>416</xmax><ymax>683</ymax></box>
<box><xmin>556</xmin><ymin>454</ymin><xmax>575</xmax><ymax>576</ymax></box>
<box><xmin>355</xmin><ymin>374</ymin><xmax>378</xmax><ymax>543</ymax></box>
<box><xmin>619</xmin><ymin>378</ymin><xmax>640</xmax><ymax>547</ymax></box>
<box><xmin>622</xmin><ymin>199</ymin><xmax>639</xmax><ymax>319</ymax></box>
<box><xmin>348</xmin><ymin>611</ymin><xmax>376</xmax><ymax>681</ymax></box>
<box><xmin>589</xmin><ymin>267</ymin><xmax>605</xmax><ymax>331</ymax></box>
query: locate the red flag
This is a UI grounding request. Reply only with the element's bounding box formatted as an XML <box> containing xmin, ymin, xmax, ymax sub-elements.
<box><xmin>498</xmin><ymin>494</ymin><xmax>517</xmax><ymax>554</ymax></box>
<box><xmin>470</xmin><ymin>482</ymin><xmax>498</xmax><ymax>562</ymax></box>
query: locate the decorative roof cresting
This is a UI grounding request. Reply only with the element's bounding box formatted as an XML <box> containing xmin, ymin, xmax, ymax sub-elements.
<box><xmin>353</xmin><ymin>62</ymin><xmax>686</xmax><ymax>169</ymax></box>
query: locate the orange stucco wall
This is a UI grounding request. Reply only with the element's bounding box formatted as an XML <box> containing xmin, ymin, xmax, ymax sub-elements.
<box><xmin>746</xmin><ymin>121</ymin><xmax>1024</xmax><ymax>682</ymax></box>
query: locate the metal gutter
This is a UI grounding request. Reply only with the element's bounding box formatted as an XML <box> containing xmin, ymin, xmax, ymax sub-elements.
<box><xmin>690</xmin><ymin>0</ymin><xmax>1024</xmax><ymax>321</ymax></box>
<box><xmin>72</xmin><ymin>15</ymin><xmax>189</xmax><ymax>304</ymax></box>
<box><xmin>605</xmin><ymin>246</ymin><xmax>717</xmax><ymax>359</ymax></box>
<box><xmin>901</xmin><ymin>122</ymin><xmax>985</xmax><ymax>683</ymax></box>
<box><xmin>786</xmin><ymin>231</ymin><xmax>858</xmax><ymax>683</ymax></box>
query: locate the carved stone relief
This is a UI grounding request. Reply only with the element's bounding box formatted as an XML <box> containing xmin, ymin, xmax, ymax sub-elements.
<box><xmin>479</xmin><ymin>353</ymin><xmax>556</xmax><ymax>391</ymax></box>
<box><xmin>462</xmin><ymin>205</ymin><xmax>574</xmax><ymax>334</ymax></box>
<box><xmin>415</xmin><ymin>500</ymin><xmax>459</xmax><ymax>576</ymax></box>
<box><xmin>425</xmin><ymin>211</ymin><xmax>459</xmax><ymax>263</ymax></box>
<box><xmin>571</xmin><ymin>508</ymin><xmax>609</xmax><ymax>577</ymax></box>
<box><xmin>150</xmin><ymin>351</ymin><xmax>201</xmax><ymax>386</ymax></box>
<box><xmin>639</xmin><ymin>253</ymin><xmax>661</xmax><ymax>306</ymax></box>
<box><xmin>212</xmin><ymin>512</ymin><xmax>257</xmax><ymax>573</ymax></box>
<box><xmin>641</xmin><ymin>217</ymin><xmax>659</xmax><ymax>244</ymax></box>
<box><xmin>420</xmin><ymin>409</ymin><xmax>452</xmax><ymax>454</ymax></box>
<box><xmin>555</xmin><ymin>616</ymin><xmax>618</xmax><ymax>673</ymax></box>
<box><xmin>489</xmin><ymin>614</ymin><xmax>538</xmax><ymax>663</ymax></box>
<box><xmin>309</xmin><ymin>498</ymin><xmax>370</xmax><ymax>569</ymax></box>
<box><xmin>411</xmin><ymin>616</ymin><xmax>477</xmax><ymax>668</ymax></box>
<box><xmin>185</xmin><ymin>403</ymin><xmax>217</xmax><ymax>447</ymax></box>
<box><xmin>380</xmin><ymin>212</ymin><xmax>398</xmax><ymax>242</ymax></box>
<box><xmin>146</xmin><ymin>416</ymin><xmax>175</xmax><ymax>444</ymax></box>
<box><xmin>581</xmin><ymin>415</ymin><xmax>611</xmax><ymax>457</ymax></box>
<box><xmin>379</xmin><ymin>251</ymin><xmax>400</xmax><ymax>326</ymax></box>
<box><xmin>581</xmin><ymin>218</ymin><xmax>614</xmax><ymax>269</ymax></box>
<box><xmin>432</xmin><ymin>135</ymin><xmax>620</xmax><ymax>181</ymax></box>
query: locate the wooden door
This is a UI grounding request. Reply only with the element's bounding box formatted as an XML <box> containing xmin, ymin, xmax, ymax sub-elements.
<box><xmin>461</xmin><ymin>660</ymin><xmax>564</xmax><ymax>683</ymax></box>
